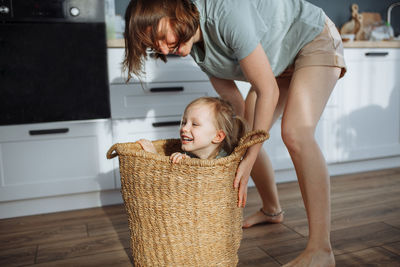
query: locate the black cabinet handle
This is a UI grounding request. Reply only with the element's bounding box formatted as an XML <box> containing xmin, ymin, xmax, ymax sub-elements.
<box><xmin>152</xmin><ymin>121</ymin><xmax>181</xmax><ymax>127</ymax></box>
<box><xmin>29</xmin><ymin>128</ymin><xmax>69</xmax><ymax>135</ymax></box>
<box><xmin>365</xmin><ymin>52</ymin><xmax>389</xmax><ymax>57</ymax></box>
<box><xmin>150</xmin><ymin>87</ymin><xmax>184</xmax><ymax>93</ymax></box>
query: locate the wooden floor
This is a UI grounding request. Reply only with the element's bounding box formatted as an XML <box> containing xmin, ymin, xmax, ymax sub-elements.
<box><xmin>1</xmin><ymin>167</ymin><xmax>400</xmax><ymax>266</ymax></box>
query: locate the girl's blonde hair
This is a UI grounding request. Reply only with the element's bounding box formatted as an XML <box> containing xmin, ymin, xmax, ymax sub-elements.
<box><xmin>123</xmin><ymin>0</ymin><xmax>199</xmax><ymax>81</ymax></box>
<box><xmin>185</xmin><ymin>97</ymin><xmax>248</xmax><ymax>155</ymax></box>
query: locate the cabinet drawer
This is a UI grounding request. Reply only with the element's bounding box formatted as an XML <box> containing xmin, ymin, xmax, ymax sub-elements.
<box><xmin>107</xmin><ymin>48</ymin><xmax>209</xmax><ymax>84</ymax></box>
<box><xmin>110</xmin><ymin>81</ymin><xmax>216</xmax><ymax>119</ymax></box>
<box><xmin>0</xmin><ymin>120</ymin><xmax>114</xmax><ymax>202</ymax></box>
<box><xmin>344</xmin><ymin>48</ymin><xmax>400</xmax><ymax>60</ymax></box>
<box><xmin>112</xmin><ymin>116</ymin><xmax>182</xmax><ymax>143</ymax></box>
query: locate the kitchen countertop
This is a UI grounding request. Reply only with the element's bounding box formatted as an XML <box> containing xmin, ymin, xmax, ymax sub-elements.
<box><xmin>107</xmin><ymin>39</ymin><xmax>125</xmax><ymax>48</ymax></box>
<box><xmin>107</xmin><ymin>39</ymin><xmax>400</xmax><ymax>48</ymax></box>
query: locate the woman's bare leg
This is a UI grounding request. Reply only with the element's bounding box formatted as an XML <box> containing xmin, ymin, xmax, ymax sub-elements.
<box><xmin>281</xmin><ymin>66</ymin><xmax>340</xmax><ymax>267</ymax></box>
<box><xmin>242</xmin><ymin>77</ymin><xmax>290</xmax><ymax>227</ymax></box>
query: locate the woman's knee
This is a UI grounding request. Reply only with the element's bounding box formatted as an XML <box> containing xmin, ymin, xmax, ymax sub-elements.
<box><xmin>281</xmin><ymin>124</ymin><xmax>316</xmax><ymax>154</ymax></box>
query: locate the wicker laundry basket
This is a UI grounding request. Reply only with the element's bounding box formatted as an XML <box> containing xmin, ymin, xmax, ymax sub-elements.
<box><xmin>106</xmin><ymin>130</ymin><xmax>269</xmax><ymax>267</ymax></box>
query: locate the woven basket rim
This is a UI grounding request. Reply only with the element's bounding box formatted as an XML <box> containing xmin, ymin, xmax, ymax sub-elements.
<box><xmin>112</xmin><ymin>139</ymin><xmax>243</xmax><ymax>167</ymax></box>
<box><xmin>107</xmin><ymin>130</ymin><xmax>269</xmax><ymax>167</ymax></box>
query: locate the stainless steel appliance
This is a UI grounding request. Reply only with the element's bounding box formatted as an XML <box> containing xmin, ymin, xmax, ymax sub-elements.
<box><xmin>0</xmin><ymin>0</ymin><xmax>110</xmax><ymax>125</ymax></box>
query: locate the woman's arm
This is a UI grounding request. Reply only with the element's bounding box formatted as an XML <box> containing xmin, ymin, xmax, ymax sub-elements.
<box><xmin>235</xmin><ymin>43</ymin><xmax>280</xmax><ymax>207</ymax></box>
<box><xmin>240</xmin><ymin>43</ymin><xmax>279</xmax><ymax>132</ymax></box>
<box><xmin>209</xmin><ymin>76</ymin><xmax>245</xmax><ymax>117</ymax></box>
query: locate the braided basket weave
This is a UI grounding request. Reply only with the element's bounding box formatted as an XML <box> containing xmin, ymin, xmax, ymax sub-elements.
<box><xmin>107</xmin><ymin>130</ymin><xmax>269</xmax><ymax>266</ymax></box>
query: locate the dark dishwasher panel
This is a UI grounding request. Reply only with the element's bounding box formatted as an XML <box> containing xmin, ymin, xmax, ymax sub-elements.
<box><xmin>0</xmin><ymin>0</ymin><xmax>110</xmax><ymax>125</ymax></box>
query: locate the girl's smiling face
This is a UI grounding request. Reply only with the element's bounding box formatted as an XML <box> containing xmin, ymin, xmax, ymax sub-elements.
<box><xmin>180</xmin><ymin>103</ymin><xmax>225</xmax><ymax>159</ymax></box>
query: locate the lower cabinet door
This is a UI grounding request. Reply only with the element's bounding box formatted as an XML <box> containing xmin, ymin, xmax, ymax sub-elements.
<box><xmin>0</xmin><ymin>120</ymin><xmax>114</xmax><ymax>202</ymax></box>
<box><xmin>332</xmin><ymin>48</ymin><xmax>400</xmax><ymax>162</ymax></box>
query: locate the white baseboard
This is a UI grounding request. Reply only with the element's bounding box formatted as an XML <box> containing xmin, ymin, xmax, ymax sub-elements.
<box><xmin>1</xmin><ymin>156</ymin><xmax>399</xmax><ymax>219</ymax></box>
<box><xmin>0</xmin><ymin>190</ymin><xmax>123</xmax><ymax>219</ymax></box>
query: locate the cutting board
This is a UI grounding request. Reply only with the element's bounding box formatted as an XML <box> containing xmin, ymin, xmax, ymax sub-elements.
<box><xmin>361</xmin><ymin>12</ymin><xmax>382</xmax><ymax>27</ymax></box>
<box><xmin>340</xmin><ymin>4</ymin><xmax>362</xmax><ymax>36</ymax></box>
<box><xmin>340</xmin><ymin>4</ymin><xmax>382</xmax><ymax>40</ymax></box>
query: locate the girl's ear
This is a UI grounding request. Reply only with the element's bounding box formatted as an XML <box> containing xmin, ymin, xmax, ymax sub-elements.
<box><xmin>212</xmin><ymin>130</ymin><xmax>226</xmax><ymax>144</ymax></box>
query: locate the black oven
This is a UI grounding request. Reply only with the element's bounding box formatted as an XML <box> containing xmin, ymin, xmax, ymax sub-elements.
<box><xmin>0</xmin><ymin>0</ymin><xmax>110</xmax><ymax>125</ymax></box>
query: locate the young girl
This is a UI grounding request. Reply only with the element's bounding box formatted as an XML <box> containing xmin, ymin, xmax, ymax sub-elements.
<box><xmin>138</xmin><ymin>97</ymin><xmax>247</xmax><ymax>163</ymax></box>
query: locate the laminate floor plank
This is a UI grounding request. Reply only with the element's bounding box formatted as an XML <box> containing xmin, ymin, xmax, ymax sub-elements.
<box><xmin>87</xmin><ymin>215</ymin><xmax>129</xmax><ymax>237</ymax></box>
<box><xmin>284</xmin><ymin>197</ymin><xmax>400</xmax><ymax>236</ymax></box>
<box><xmin>26</xmin><ymin>249</ymin><xmax>132</xmax><ymax>267</ymax></box>
<box><xmin>331</xmin><ymin>189</ymin><xmax>400</xmax><ymax>213</ymax></box>
<box><xmin>0</xmin><ymin>224</ymin><xmax>87</xmax><ymax>250</ymax></box>
<box><xmin>258</xmin><ymin>237</ymin><xmax>308</xmax><ymax>265</ymax></box>
<box><xmin>335</xmin><ymin>247</ymin><xmax>400</xmax><ymax>266</ymax></box>
<box><xmin>36</xmin><ymin>233</ymin><xmax>130</xmax><ymax>264</ymax></box>
<box><xmin>0</xmin><ymin>246</ymin><xmax>37</xmax><ymax>267</ymax></box>
<box><xmin>238</xmin><ymin>246</ymin><xmax>280</xmax><ymax>267</ymax></box>
<box><xmin>0</xmin><ymin>205</ymin><xmax>125</xmax><ymax>235</ymax></box>
<box><xmin>385</xmin><ymin>217</ymin><xmax>400</xmax><ymax>229</ymax></box>
<box><xmin>382</xmin><ymin>241</ymin><xmax>400</xmax><ymax>256</ymax></box>
<box><xmin>240</xmin><ymin>223</ymin><xmax>302</xmax><ymax>250</ymax></box>
<box><xmin>330</xmin><ymin>222</ymin><xmax>400</xmax><ymax>255</ymax></box>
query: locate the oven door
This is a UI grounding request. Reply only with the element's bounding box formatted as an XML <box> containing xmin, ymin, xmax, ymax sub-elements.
<box><xmin>0</xmin><ymin>21</ymin><xmax>110</xmax><ymax>125</ymax></box>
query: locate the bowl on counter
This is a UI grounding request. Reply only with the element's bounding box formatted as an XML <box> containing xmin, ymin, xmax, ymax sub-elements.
<box><xmin>341</xmin><ymin>33</ymin><xmax>355</xmax><ymax>42</ymax></box>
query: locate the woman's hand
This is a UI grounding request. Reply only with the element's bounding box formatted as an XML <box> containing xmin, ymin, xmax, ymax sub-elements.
<box><xmin>234</xmin><ymin>156</ymin><xmax>253</xmax><ymax>207</ymax></box>
<box><xmin>170</xmin><ymin>152</ymin><xmax>190</xmax><ymax>163</ymax></box>
<box><xmin>234</xmin><ymin>143</ymin><xmax>262</xmax><ymax>207</ymax></box>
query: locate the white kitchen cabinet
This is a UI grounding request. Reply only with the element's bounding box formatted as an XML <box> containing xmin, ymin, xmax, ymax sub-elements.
<box><xmin>328</xmin><ymin>48</ymin><xmax>400</xmax><ymax>162</ymax></box>
<box><xmin>0</xmin><ymin>120</ymin><xmax>114</xmax><ymax>202</ymax></box>
<box><xmin>110</xmin><ymin>81</ymin><xmax>215</xmax><ymax>119</ymax></box>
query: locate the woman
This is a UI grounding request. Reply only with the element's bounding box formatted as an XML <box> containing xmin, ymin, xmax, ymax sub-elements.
<box><xmin>123</xmin><ymin>0</ymin><xmax>346</xmax><ymax>266</ymax></box>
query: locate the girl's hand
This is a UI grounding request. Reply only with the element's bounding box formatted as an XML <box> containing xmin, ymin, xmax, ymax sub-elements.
<box><xmin>137</xmin><ymin>139</ymin><xmax>158</xmax><ymax>154</ymax></box>
<box><xmin>170</xmin><ymin>152</ymin><xmax>190</xmax><ymax>163</ymax></box>
<box><xmin>234</xmin><ymin>156</ymin><xmax>254</xmax><ymax>208</ymax></box>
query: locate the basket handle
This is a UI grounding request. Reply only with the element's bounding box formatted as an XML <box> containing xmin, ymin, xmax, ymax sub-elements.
<box><xmin>234</xmin><ymin>130</ymin><xmax>269</xmax><ymax>153</ymax></box>
<box><xmin>106</xmin><ymin>144</ymin><xmax>119</xmax><ymax>159</ymax></box>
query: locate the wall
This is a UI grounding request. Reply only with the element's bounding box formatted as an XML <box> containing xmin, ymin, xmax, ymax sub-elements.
<box><xmin>115</xmin><ymin>0</ymin><xmax>400</xmax><ymax>36</ymax></box>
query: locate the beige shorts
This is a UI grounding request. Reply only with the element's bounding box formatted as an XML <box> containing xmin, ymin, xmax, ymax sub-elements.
<box><xmin>278</xmin><ymin>16</ymin><xmax>347</xmax><ymax>79</ymax></box>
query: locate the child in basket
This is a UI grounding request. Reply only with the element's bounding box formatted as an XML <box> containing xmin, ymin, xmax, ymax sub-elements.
<box><xmin>138</xmin><ymin>97</ymin><xmax>248</xmax><ymax>162</ymax></box>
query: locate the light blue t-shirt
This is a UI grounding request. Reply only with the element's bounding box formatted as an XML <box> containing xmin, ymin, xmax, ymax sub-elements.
<box><xmin>190</xmin><ymin>0</ymin><xmax>326</xmax><ymax>80</ymax></box>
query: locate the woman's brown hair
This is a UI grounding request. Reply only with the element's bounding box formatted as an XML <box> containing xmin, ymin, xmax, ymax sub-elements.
<box><xmin>123</xmin><ymin>0</ymin><xmax>200</xmax><ymax>81</ymax></box>
<box><xmin>185</xmin><ymin>97</ymin><xmax>249</xmax><ymax>155</ymax></box>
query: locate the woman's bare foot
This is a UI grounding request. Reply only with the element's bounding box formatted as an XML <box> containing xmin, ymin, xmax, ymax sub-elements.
<box><xmin>242</xmin><ymin>208</ymin><xmax>284</xmax><ymax>228</ymax></box>
<box><xmin>137</xmin><ymin>139</ymin><xmax>158</xmax><ymax>154</ymax></box>
<box><xmin>283</xmin><ymin>247</ymin><xmax>335</xmax><ymax>267</ymax></box>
